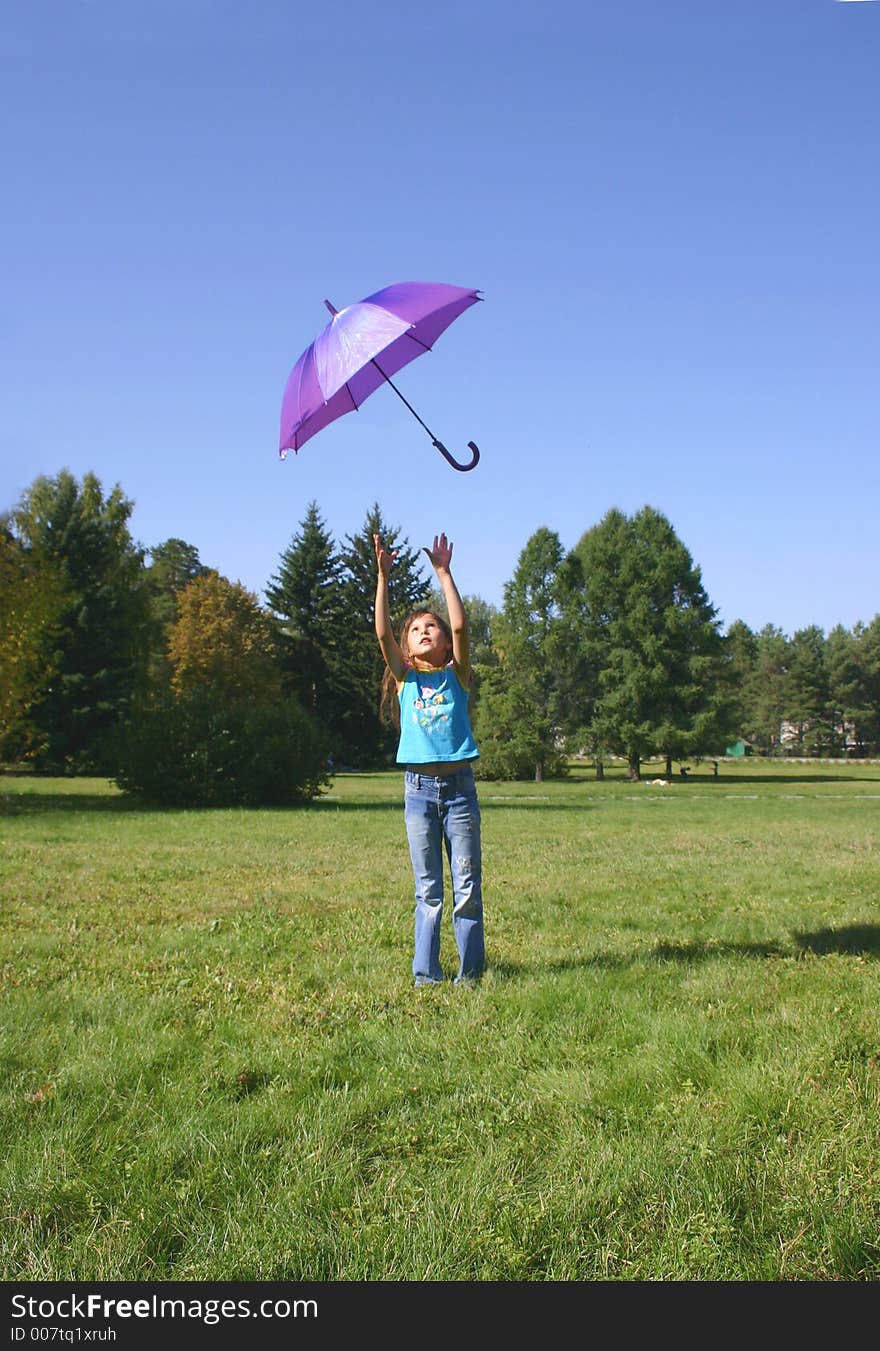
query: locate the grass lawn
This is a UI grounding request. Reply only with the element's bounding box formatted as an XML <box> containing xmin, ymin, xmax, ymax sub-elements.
<box><xmin>2</xmin><ymin>759</ymin><xmax>879</xmax><ymax>1281</ymax></box>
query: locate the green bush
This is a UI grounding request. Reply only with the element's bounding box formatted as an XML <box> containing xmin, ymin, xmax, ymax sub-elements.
<box><xmin>474</xmin><ymin>734</ymin><xmax>569</xmax><ymax>781</ymax></box>
<box><xmin>112</xmin><ymin>688</ymin><xmax>329</xmax><ymax>806</ymax></box>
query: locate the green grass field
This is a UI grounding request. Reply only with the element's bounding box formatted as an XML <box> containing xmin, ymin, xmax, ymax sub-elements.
<box><xmin>2</xmin><ymin>760</ymin><xmax>879</xmax><ymax>1281</ymax></box>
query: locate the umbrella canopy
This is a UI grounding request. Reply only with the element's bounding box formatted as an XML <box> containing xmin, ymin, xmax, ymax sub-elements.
<box><xmin>278</xmin><ymin>281</ymin><xmax>482</xmax><ymax>471</ymax></box>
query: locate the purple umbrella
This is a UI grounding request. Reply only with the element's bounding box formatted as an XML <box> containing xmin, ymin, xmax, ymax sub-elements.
<box><xmin>278</xmin><ymin>281</ymin><xmax>482</xmax><ymax>471</ymax></box>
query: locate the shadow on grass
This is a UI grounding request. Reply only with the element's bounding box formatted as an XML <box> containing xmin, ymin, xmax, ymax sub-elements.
<box><xmin>0</xmin><ymin>791</ymin><xmax>144</xmax><ymax>816</ymax></box>
<box><xmin>793</xmin><ymin>924</ymin><xmax>880</xmax><ymax>956</ymax></box>
<box><xmin>488</xmin><ymin>925</ymin><xmax>880</xmax><ymax>980</ymax></box>
<box><xmin>650</xmin><ymin>925</ymin><xmax>880</xmax><ymax>960</ymax></box>
<box><xmin>0</xmin><ymin>790</ymin><xmax>356</xmax><ymax>818</ymax></box>
<box><xmin>2</xmin><ymin>793</ymin><xmax>602</xmax><ymax>820</ymax></box>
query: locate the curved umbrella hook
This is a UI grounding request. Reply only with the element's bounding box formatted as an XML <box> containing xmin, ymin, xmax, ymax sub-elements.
<box><xmin>368</xmin><ymin>354</ymin><xmax>481</xmax><ymax>473</ymax></box>
<box><xmin>432</xmin><ymin>439</ymin><xmax>480</xmax><ymax>472</ymax></box>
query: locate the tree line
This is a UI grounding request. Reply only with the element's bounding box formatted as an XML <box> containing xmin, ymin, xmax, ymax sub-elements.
<box><xmin>2</xmin><ymin>470</ymin><xmax>878</xmax><ymax>803</ymax></box>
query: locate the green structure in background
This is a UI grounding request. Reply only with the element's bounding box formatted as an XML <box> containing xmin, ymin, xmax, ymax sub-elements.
<box><xmin>725</xmin><ymin>739</ymin><xmax>749</xmax><ymax>757</ymax></box>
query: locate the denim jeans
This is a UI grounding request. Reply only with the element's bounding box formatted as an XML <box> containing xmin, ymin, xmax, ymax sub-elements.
<box><xmin>403</xmin><ymin>765</ymin><xmax>485</xmax><ymax>984</ymax></box>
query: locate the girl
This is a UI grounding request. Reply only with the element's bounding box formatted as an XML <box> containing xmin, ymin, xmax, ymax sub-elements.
<box><xmin>374</xmin><ymin>530</ymin><xmax>485</xmax><ymax>987</ymax></box>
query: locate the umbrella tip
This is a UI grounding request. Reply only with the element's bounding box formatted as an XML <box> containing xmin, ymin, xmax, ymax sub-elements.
<box><xmin>324</xmin><ymin>299</ymin><xmax>338</xmax><ymax>316</ymax></box>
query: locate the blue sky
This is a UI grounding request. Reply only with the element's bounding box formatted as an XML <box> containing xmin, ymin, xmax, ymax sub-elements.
<box><xmin>2</xmin><ymin>0</ymin><xmax>878</xmax><ymax>636</ymax></box>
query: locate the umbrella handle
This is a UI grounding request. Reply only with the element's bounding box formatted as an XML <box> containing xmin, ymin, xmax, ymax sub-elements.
<box><xmin>432</xmin><ymin>439</ymin><xmax>480</xmax><ymax>472</ymax></box>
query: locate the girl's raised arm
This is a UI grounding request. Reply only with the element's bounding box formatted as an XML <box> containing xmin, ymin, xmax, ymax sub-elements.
<box><xmin>374</xmin><ymin>534</ymin><xmax>407</xmax><ymax>680</ymax></box>
<box><xmin>424</xmin><ymin>532</ymin><xmax>471</xmax><ymax>679</ymax></box>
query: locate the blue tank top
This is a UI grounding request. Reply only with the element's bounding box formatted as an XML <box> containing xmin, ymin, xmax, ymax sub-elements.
<box><xmin>396</xmin><ymin>665</ymin><xmax>479</xmax><ymax>765</ymax></box>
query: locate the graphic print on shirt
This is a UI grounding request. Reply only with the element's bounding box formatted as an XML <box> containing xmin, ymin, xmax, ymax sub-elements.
<box><xmin>412</xmin><ymin>679</ymin><xmax>451</xmax><ymax>736</ymax></box>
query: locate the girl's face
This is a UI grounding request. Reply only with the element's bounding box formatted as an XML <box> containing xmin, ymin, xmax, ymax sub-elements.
<box><xmin>406</xmin><ymin>613</ymin><xmax>451</xmax><ymax>668</ymax></box>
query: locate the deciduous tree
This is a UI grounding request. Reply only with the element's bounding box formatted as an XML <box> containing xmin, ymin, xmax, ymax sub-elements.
<box><xmin>167</xmin><ymin>573</ymin><xmax>281</xmax><ymax>704</ymax></box>
<box><xmin>0</xmin><ymin>530</ymin><xmax>67</xmax><ymax>759</ymax></box>
<box><xmin>144</xmin><ymin>538</ymin><xmax>210</xmax><ymax>682</ymax></box>
<box><xmin>576</xmin><ymin>506</ymin><xmax>733</xmax><ymax>780</ymax></box>
<box><xmin>116</xmin><ymin>570</ymin><xmax>327</xmax><ymax>805</ymax></box>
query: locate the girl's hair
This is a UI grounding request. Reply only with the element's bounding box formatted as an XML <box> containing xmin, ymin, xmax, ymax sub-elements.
<box><xmin>380</xmin><ymin>609</ymin><xmax>453</xmax><ymax>729</ymax></box>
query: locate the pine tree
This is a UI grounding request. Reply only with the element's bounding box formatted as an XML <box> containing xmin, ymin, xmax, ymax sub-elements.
<box><xmin>744</xmin><ymin>625</ymin><xmax>791</xmax><ymax>755</ymax></box>
<box><xmin>473</xmin><ymin>528</ymin><xmax>585</xmax><ymax>781</ymax></box>
<box><xmin>265</xmin><ymin>502</ymin><xmax>345</xmax><ymax>741</ymax></box>
<box><xmin>7</xmin><ymin>470</ymin><xmax>150</xmax><ymax>771</ymax></box>
<box><xmin>826</xmin><ymin>623</ymin><xmax>865</xmax><ymax>756</ymax></box>
<box><xmin>786</xmin><ymin>626</ymin><xmax>830</xmax><ymax>754</ymax></box>
<box><xmin>723</xmin><ymin>619</ymin><xmax>758</xmax><ymax>751</ymax></box>
<box><xmin>855</xmin><ymin>616</ymin><xmax>880</xmax><ymax>755</ymax></box>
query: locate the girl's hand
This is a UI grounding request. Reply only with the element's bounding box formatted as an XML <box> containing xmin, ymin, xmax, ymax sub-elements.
<box><xmin>424</xmin><ymin>532</ymin><xmax>453</xmax><ymax>571</ymax></box>
<box><xmin>374</xmin><ymin>533</ymin><xmax>398</xmax><ymax>578</ymax></box>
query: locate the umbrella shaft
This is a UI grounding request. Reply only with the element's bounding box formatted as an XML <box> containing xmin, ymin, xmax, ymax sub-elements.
<box><xmin>371</xmin><ymin>359</ymin><xmax>437</xmax><ymax>442</ymax></box>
